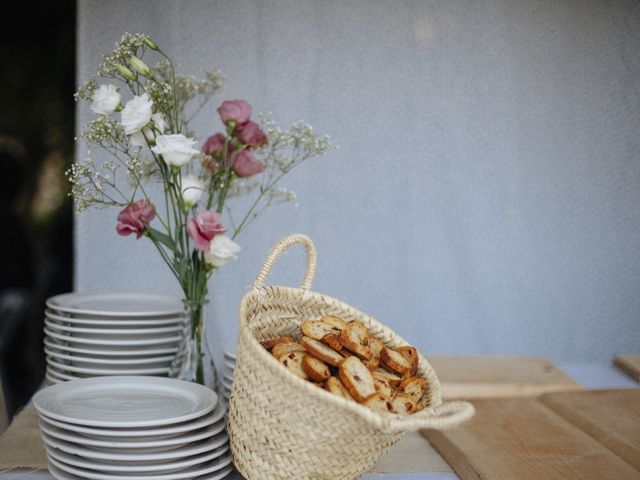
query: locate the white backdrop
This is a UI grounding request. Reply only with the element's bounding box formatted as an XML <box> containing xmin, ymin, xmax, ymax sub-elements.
<box><xmin>76</xmin><ymin>0</ymin><xmax>640</xmax><ymax>363</ymax></box>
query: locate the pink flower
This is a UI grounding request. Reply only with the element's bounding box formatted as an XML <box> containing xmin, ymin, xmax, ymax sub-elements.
<box><xmin>217</xmin><ymin>100</ymin><xmax>252</xmax><ymax>126</ymax></box>
<box><xmin>237</xmin><ymin>121</ymin><xmax>268</xmax><ymax>148</ymax></box>
<box><xmin>233</xmin><ymin>150</ymin><xmax>264</xmax><ymax>178</ymax></box>
<box><xmin>202</xmin><ymin>133</ymin><xmax>227</xmax><ymax>157</ymax></box>
<box><xmin>187</xmin><ymin>211</ymin><xmax>226</xmax><ymax>251</ymax></box>
<box><xmin>116</xmin><ymin>200</ymin><xmax>156</xmax><ymax>238</ymax></box>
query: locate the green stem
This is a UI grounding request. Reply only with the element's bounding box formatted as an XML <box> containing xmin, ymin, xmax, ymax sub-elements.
<box><xmin>157</xmin><ymin>48</ymin><xmax>181</xmax><ymax>132</ymax></box>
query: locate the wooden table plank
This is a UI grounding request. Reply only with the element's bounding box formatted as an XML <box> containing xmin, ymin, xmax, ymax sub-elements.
<box><xmin>614</xmin><ymin>355</ymin><xmax>640</xmax><ymax>382</ymax></box>
<box><xmin>540</xmin><ymin>389</ymin><xmax>640</xmax><ymax>471</ymax></box>
<box><xmin>423</xmin><ymin>398</ymin><xmax>639</xmax><ymax>480</ymax></box>
<box><xmin>427</xmin><ymin>356</ymin><xmax>581</xmax><ymax>399</ymax></box>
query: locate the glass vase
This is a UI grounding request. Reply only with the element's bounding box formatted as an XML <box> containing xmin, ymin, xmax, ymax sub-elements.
<box><xmin>172</xmin><ymin>298</ymin><xmax>219</xmax><ymax>391</ymax></box>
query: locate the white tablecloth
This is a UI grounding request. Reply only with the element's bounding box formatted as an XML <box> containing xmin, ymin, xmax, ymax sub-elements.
<box><xmin>1</xmin><ymin>362</ymin><xmax>636</xmax><ymax>480</ymax></box>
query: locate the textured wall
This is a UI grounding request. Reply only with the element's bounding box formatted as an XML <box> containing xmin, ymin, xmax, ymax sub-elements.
<box><xmin>76</xmin><ymin>0</ymin><xmax>640</xmax><ymax>362</ymax></box>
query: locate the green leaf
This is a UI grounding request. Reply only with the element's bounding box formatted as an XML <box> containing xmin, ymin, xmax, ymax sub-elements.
<box><xmin>146</xmin><ymin>226</ymin><xmax>176</xmax><ymax>252</ymax></box>
<box><xmin>175</xmin><ymin>257</ymin><xmax>188</xmax><ymax>278</ymax></box>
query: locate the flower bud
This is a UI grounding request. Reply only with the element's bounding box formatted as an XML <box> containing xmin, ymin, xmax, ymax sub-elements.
<box><xmin>129</xmin><ymin>56</ymin><xmax>153</xmax><ymax>79</ymax></box>
<box><xmin>116</xmin><ymin>64</ymin><xmax>137</xmax><ymax>81</ymax></box>
<box><xmin>142</xmin><ymin>35</ymin><xmax>158</xmax><ymax>50</ymax></box>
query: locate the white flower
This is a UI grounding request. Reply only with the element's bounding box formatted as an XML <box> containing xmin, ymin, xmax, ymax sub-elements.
<box><xmin>90</xmin><ymin>84</ymin><xmax>121</xmax><ymax>115</ymax></box>
<box><xmin>151</xmin><ymin>134</ymin><xmax>200</xmax><ymax>167</ymax></box>
<box><xmin>120</xmin><ymin>93</ymin><xmax>153</xmax><ymax>135</ymax></box>
<box><xmin>130</xmin><ymin>112</ymin><xmax>166</xmax><ymax>147</ymax></box>
<box><xmin>181</xmin><ymin>174</ymin><xmax>205</xmax><ymax>207</ymax></box>
<box><xmin>204</xmin><ymin>235</ymin><xmax>241</xmax><ymax>267</ymax></box>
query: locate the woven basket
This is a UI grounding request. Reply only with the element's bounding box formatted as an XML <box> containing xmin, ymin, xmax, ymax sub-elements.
<box><xmin>228</xmin><ymin>234</ymin><xmax>474</xmax><ymax>480</ymax></box>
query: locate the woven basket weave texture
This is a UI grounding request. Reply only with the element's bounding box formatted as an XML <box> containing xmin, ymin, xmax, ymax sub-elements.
<box><xmin>228</xmin><ymin>234</ymin><xmax>474</xmax><ymax>480</ymax></box>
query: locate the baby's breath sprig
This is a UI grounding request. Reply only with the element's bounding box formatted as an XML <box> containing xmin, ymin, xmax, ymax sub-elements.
<box><xmin>97</xmin><ymin>32</ymin><xmax>148</xmax><ymax>78</ymax></box>
<box><xmin>66</xmin><ymin>160</ymin><xmax>129</xmax><ymax>213</ymax></box>
<box><xmin>81</xmin><ymin>117</ymin><xmax>127</xmax><ymax>147</ymax></box>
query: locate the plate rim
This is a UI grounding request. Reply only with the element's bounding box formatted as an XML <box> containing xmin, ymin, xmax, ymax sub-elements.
<box><xmin>44</xmin><ymin>318</ymin><xmax>186</xmax><ymax>336</ymax></box>
<box><xmin>46</xmin><ymin>292</ymin><xmax>184</xmax><ymax>318</ymax></box>
<box><xmin>46</xmin><ymin>357</ymin><xmax>171</xmax><ymax>376</ymax></box>
<box><xmin>33</xmin><ymin>376</ymin><xmax>217</xmax><ymax>428</ymax></box>
<box><xmin>43</xmin><ymin>432</ymin><xmax>229</xmax><ymax>463</ymax></box>
<box><xmin>44</xmin><ymin>328</ymin><xmax>183</xmax><ymax>346</ymax></box>
<box><xmin>39</xmin><ymin>416</ymin><xmax>227</xmax><ymax>448</ymax></box>
<box><xmin>44</xmin><ymin>338</ymin><xmax>180</xmax><ymax>357</ymax></box>
<box><xmin>47</xmin><ymin>453</ymin><xmax>233</xmax><ymax>480</ymax></box>
<box><xmin>45</xmin><ymin>309</ymin><xmax>187</xmax><ymax>326</ymax></box>
<box><xmin>37</xmin><ymin>401</ymin><xmax>226</xmax><ymax>437</ymax></box>
<box><xmin>46</xmin><ymin>460</ymin><xmax>234</xmax><ymax>480</ymax></box>
<box><xmin>44</xmin><ymin>348</ymin><xmax>175</xmax><ymax>366</ymax></box>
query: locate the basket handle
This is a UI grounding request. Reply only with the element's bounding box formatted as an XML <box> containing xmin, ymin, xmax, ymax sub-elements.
<box><xmin>383</xmin><ymin>400</ymin><xmax>475</xmax><ymax>433</ymax></box>
<box><xmin>252</xmin><ymin>234</ymin><xmax>317</xmax><ymax>291</ymax></box>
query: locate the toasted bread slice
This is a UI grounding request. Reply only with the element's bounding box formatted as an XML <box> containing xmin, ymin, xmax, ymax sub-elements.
<box><xmin>260</xmin><ymin>336</ymin><xmax>295</xmax><ymax>351</ymax></box>
<box><xmin>301</xmin><ymin>336</ymin><xmax>345</xmax><ymax>366</ymax></box>
<box><xmin>339</xmin><ymin>356</ymin><xmax>376</xmax><ymax>402</ymax></box>
<box><xmin>390</xmin><ymin>393</ymin><xmax>415</xmax><ymax>416</ymax></box>
<box><xmin>321</xmin><ymin>333</ymin><xmax>344</xmax><ymax>352</ymax></box>
<box><xmin>271</xmin><ymin>341</ymin><xmax>306</xmax><ymax>358</ymax></box>
<box><xmin>320</xmin><ymin>315</ymin><xmax>347</xmax><ymax>330</ymax></box>
<box><xmin>326</xmin><ymin>376</ymin><xmax>354</xmax><ymax>401</ymax></box>
<box><xmin>396</xmin><ymin>346</ymin><xmax>419</xmax><ymax>376</ymax></box>
<box><xmin>380</xmin><ymin>347</ymin><xmax>412</xmax><ymax>375</ymax></box>
<box><xmin>302</xmin><ymin>354</ymin><xmax>331</xmax><ymax>382</ymax></box>
<box><xmin>364</xmin><ymin>337</ymin><xmax>384</xmax><ymax>370</ymax></box>
<box><xmin>373</xmin><ymin>375</ymin><xmax>394</xmax><ymax>398</ymax></box>
<box><xmin>399</xmin><ymin>376</ymin><xmax>427</xmax><ymax>404</ymax></box>
<box><xmin>300</xmin><ymin>320</ymin><xmax>342</xmax><ymax>340</ymax></box>
<box><xmin>413</xmin><ymin>395</ymin><xmax>429</xmax><ymax>412</ymax></box>
<box><xmin>278</xmin><ymin>351</ymin><xmax>308</xmax><ymax>380</ymax></box>
<box><xmin>373</xmin><ymin>368</ymin><xmax>402</xmax><ymax>387</ymax></box>
<box><xmin>362</xmin><ymin>392</ymin><xmax>393</xmax><ymax>414</ymax></box>
<box><xmin>338</xmin><ymin>320</ymin><xmax>372</xmax><ymax>360</ymax></box>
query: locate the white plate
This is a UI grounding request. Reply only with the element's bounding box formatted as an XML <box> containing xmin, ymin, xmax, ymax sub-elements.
<box><xmin>39</xmin><ymin>417</ymin><xmax>226</xmax><ymax>450</ymax></box>
<box><xmin>45</xmin><ymin>309</ymin><xmax>187</xmax><ymax>327</ymax></box>
<box><xmin>45</xmin><ymin>318</ymin><xmax>186</xmax><ymax>336</ymax></box>
<box><xmin>223</xmin><ymin>360</ymin><xmax>235</xmax><ymax>370</ymax></box>
<box><xmin>47</xmin><ymin>460</ymin><xmax>233</xmax><ymax>480</ymax></box>
<box><xmin>223</xmin><ymin>350</ymin><xmax>236</xmax><ymax>361</ymax></box>
<box><xmin>44</xmin><ymin>337</ymin><xmax>179</xmax><ymax>357</ymax></box>
<box><xmin>46</xmin><ymin>367</ymin><xmax>80</xmax><ymax>382</ymax></box>
<box><xmin>46</xmin><ymin>358</ymin><xmax>170</xmax><ymax>376</ymax></box>
<box><xmin>223</xmin><ymin>373</ymin><xmax>234</xmax><ymax>383</ymax></box>
<box><xmin>45</xmin><ymin>443</ymin><xmax>229</xmax><ymax>473</ymax></box>
<box><xmin>222</xmin><ymin>379</ymin><xmax>233</xmax><ymax>390</ymax></box>
<box><xmin>43</xmin><ymin>431</ymin><xmax>228</xmax><ymax>463</ymax></box>
<box><xmin>39</xmin><ymin>402</ymin><xmax>226</xmax><ymax>440</ymax></box>
<box><xmin>47</xmin><ymin>453</ymin><xmax>232</xmax><ymax>480</ymax></box>
<box><xmin>45</xmin><ymin>328</ymin><xmax>182</xmax><ymax>347</ymax></box>
<box><xmin>44</xmin><ymin>348</ymin><xmax>175</xmax><ymax>367</ymax></box>
<box><xmin>46</xmin><ymin>374</ymin><xmax>63</xmax><ymax>385</ymax></box>
<box><xmin>34</xmin><ymin>376</ymin><xmax>217</xmax><ymax>428</ymax></box>
<box><xmin>47</xmin><ymin>292</ymin><xmax>184</xmax><ymax>318</ymax></box>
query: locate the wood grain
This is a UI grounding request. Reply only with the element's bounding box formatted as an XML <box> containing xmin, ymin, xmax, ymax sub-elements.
<box><xmin>427</xmin><ymin>356</ymin><xmax>581</xmax><ymax>399</ymax></box>
<box><xmin>540</xmin><ymin>389</ymin><xmax>640</xmax><ymax>471</ymax></box>
<box><xmin>614</xmin><ymin>355</ymin><xmax>640</xmax><ymax>382</ymax></box>
<box><xmin>423</xmin><ymin>398</ymin><xmax>639</xmax><ymax>480</ymax></box>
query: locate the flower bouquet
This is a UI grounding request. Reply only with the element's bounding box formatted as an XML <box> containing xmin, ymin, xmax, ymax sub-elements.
<box><xmin>70</xmin><ymin>33</ymin><xmax>332</xmax><ymax>387</ymax></box>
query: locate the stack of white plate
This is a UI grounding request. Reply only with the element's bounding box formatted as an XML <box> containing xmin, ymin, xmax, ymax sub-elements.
<box><xmin>33</xmin><ymin>376</ymin><xmax>233</xmax><ymax>480</ymax></box>
<box><xmin>221</xmin><ymin>350</ymin><xmax>236</xmax><ymax>404</ymax></box>
<box><xmin>44</xmin><ymin>292</ymin><xmax>187</xmax><ymax>384</ymax></box>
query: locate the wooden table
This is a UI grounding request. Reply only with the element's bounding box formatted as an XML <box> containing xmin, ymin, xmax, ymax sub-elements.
<box><xmin>1</xmin><ymin>361</ymin><xmax>636</xmax><ymax>480</ymax></box>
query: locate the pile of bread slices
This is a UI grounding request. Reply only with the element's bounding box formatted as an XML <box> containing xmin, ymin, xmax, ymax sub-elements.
<box><xmin>261</xmin><ymin>316</ymin><xmax>428</xmax><ymax>415</ymax></box>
